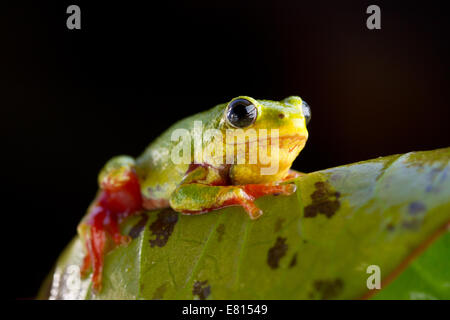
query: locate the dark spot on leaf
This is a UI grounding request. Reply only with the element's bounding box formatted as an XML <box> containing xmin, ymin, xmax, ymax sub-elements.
<box><xmin>149</xmin><ymin>208</ymin><xmax>179</xmax><ymax>247</ymax></box>
<box><xmin>304</xmin><ymin>181</ymin><xmax>340</xmax><ymax>218</ymax></box>
<box><xmin>289</xmin><ymin>253</ymin><xmax>297</xmax><ymax>268</ymax></box>
<box><xmin>216</xmin><ymin>223</ymin><xmax>225</xmax><ymax>242</ymax></box>
<box><xmin>408</xmin><ymin>202</ymin><xmax>426</xmax><ymax>215</ymax></box>
<box><xmin>330</xmin><ymin>173</ymin><xmax>343</xmax><ymax>183</ymax></box>
<box><xmin>278</xmin><ymin>113</ymin><xmax>285</xmax><ymax>119</ymax></box>
<box><xmin>152</xmin><ymin>283</ymin><xmax>167</xmax><ymax>300</ymax></box>
<box><xmin>386</xmin><ymin>223</ymin><xmax>395</xmax><ymax>231</ymax></box>
<box><xmin>192</xmin><ymin>280</ymin><xmax>211</xmax><ymax>300</ymax></box>
<box><xmin>274</xmin><ymin>218</ymin><xmax>285</xmax><ymax>233</ymax></box>
<box><xmin>402</xmin><ymin>219</ymin><xmax>421</xmax><ymax>230</ymax></box>
<box><xmin>425</xmin><ymin>168</ymin><xmax>447</xmax><ymax>193</ymax></box>
<box><xmin>128</xmin><ymin>214</ymin><xmax>149</xmax><ymax>239</ymax></box>
<box><xmin>267</xmin><ymin>237</ymin><xmax>288</xmax><ymax>269</ymax></box>
<box><xmin>313</xmin><ymin>278</ymin><xmax>344</xmax><ymax>299</ymax></box>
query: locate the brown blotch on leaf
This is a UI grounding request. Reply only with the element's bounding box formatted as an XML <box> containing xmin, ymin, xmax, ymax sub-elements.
<box><xmin>149</xmin><ymin>208</ymin><xmax>179</xmax><ymax>247</ymax></box>
<box><xmin>402</xmin><ymin>219</ymin><xmax>421</xmax><ymax>230</ymax></box>
<box><xmin>274</xmin><ymin>217</ymin><xmax>285</xmax><ymax>233</ymax></box>
<box><xmin>289</xmin><ymin>253</ymin><xmax>297</xmax><ymax>268</ymax></box>
<box><xmin>408</xmin><ymin>201</ymin><xmax>426</xmax><ymax>215</ymax></box>
<box><xmin>267</xmin><ymin>237</ymin><xmax>288</xmax><ymax>269</ymax></box>
<box><xmin>313</xmin><ymin>278</ymin><xmax>344</xmax><ymax>299</ymax></box>
<box><xmin>216</xmin><ymin>223</ymin><xmax>225</xmax><ymax>242</ymax></box>
<box><xmin>152</xmin><ymin>283</ymin><xmax>167</xmax><ymax>300</ymax></box>
<box><xmin>425</xmin><ymin>168</ymin><xmax>445</xmax><ymax>193</ymax></box>
<box><xmin>278</xmin><ymin>113</ymin><xmax>285</xmax><ymax>119</ymax></box>
<box><xmin>304</xmin><ymin>181</ymin><xmax>341</xmax><ymax>219</ymax></box>
<box><xmin>192</xmin><ymin>280</ymin><xmax>211</xmax><ymax>300</ymax></box>
<box><xmin>386</xmin><ymin>223</ymin><xmax>395</xmax><ymax>231</ymax></box>
<box><xmin>128</xmin><ymin>214</ymin><xmax>149</xmax><ymax>239</ymax></box>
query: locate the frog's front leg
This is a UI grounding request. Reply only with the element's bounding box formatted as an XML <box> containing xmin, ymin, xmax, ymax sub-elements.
<box><xmin>169</xmin><ymin>164</ymin><xmax>296</xmax><ymax>219</ymax></box>
<box><xmin>78</xmin><ymin>156</ymin><xmax>142</xmax><ymax>291</ymax></box>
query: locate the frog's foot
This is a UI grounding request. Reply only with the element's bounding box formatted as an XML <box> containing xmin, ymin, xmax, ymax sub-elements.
<box><xmin>79</xmin><ymin>156</ymin><xmax>142</xmax><ymax>292</ymax></box>
<box><xmin>87</xmin><ymin>225</ymin><xmax>106</xmax><ymax>292</ymax></box>
<box><xmin>80</xmin><ymin>251</ymin><xmax>91</xmax><ymax>278</ymax></box>
<box><xmin>281</xmin><ymin>169</ymin><xmax>305</xmax><ymax>183</ymax></box>
<box><xmin>220</xmin><ymin>187</ymin><xmax>264</xmax><ymax>219</ymax></box>
<box><xmin>238</xmin><ymin>183</ymin><xmax>297</xmax><ymax>218</ymax></box>
<box><xmin>80</xmin><ymin>207</ymin><xmax>132</xmax><ymax>290</ymax></box>
<box><xmin>242</xmin><ymin>183</ymin><xmax>296</xmax><ymax>198</ymax></box>
<box><xmin>285</xmin><ymin>169</ymin><xmax>302</xmax><ymax>179</ymax></box>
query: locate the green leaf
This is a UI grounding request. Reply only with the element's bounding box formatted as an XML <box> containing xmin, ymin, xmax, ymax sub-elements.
<box><xmin>371</xmin><ymin>231</ymin><xmax>450</xmax><ymax>299</ymax></box>
<box><xmin>38</xmin><ymin>148</ymin><xmax>450</xmax><ymax>300</ymax></box>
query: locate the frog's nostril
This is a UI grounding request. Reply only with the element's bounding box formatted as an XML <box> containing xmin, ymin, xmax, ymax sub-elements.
<box><xmin>278</xmin><ymin>113</ymin><xmax>285</xmax><ymax>119</ymax></box>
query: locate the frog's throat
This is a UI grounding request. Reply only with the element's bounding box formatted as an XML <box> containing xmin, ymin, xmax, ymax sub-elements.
<box><xmin>225</xmin><ymin>134</ymin><xmax>307</xmax><ymax>148</ymax></box>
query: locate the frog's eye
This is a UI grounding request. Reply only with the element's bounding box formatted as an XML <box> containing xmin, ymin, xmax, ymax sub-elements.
<box><xmin>302</xmin><ymin>100</ymin><xmax>311</xmax><ymax>125</ymax></box>
<box><xmin>226</xmin><ymin>98</ymin><xmax>258</xmax><ymax>128</ymax></box>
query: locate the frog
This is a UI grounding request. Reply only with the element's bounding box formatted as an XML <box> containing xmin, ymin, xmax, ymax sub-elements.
<box><xmin>77</xmin><ymin>95</ymin><xmax>311</xmax><ymax>291</ymax></box>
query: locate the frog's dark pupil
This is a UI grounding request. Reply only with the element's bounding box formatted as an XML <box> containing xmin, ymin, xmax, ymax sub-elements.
<box><xmin>227</xmin><ymin>99</ymin><xmax>257</xmax><ymax>128</ymax></box>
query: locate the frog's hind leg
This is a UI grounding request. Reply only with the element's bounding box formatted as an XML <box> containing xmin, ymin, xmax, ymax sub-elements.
<box><xmin>87</xmin><ymin>224</ymin><xmax>106</xmax><ymax>291</ymax></box>
<box><xmin>79</xmin><ymin>206</ymin><xmax>107</xmax><ymax>290</ymax></box>
<box><xmin>80</xmin><ymin>245</ymin><xmax>91</xmax><ymax>277</ymax></box>
<box><xmin>78</xmin><ymin>156</ymin><xmax>142</xmax><ymax>291</ymax></box>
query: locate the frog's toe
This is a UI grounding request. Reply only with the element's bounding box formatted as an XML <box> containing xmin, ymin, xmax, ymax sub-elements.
<box><xmin>80</xmin><ymin>253</ymin><xmax>91</xmax><ymax>278</ymax></box>
<box><xmin>113</xmin><ymin>233</ymin><xmax>131</xmax><ymax>246</ymax></box>
<box><xmin>282</xmin><ymin>183</ymin><xmax>297</xmax><ymax>195</ymax></box>
<box><xmin>245</xmin><ymin>204</ymin><xmax>263</xmax><ymax>220</ymax></box>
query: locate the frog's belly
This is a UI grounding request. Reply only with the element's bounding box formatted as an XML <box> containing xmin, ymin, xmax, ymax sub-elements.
<box><xmin>230</xmin><ymin>164</ymin><xmax>289</xmax><ymax>185</ymax></box>
<box><xmin>229</xmin><ymin>140</ymin><xmax>303</xmax><ymax>185</ymax></box>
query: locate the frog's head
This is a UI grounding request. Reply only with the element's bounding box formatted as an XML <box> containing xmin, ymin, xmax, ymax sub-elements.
<box><xmin>219</xmin><ymin>96</ymin><xmax>310</xmax><ymax>183</ymax></box>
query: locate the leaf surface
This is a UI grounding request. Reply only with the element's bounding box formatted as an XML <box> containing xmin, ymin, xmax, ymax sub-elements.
<box><xmin>39</xmin><ymin>148</ymin><xmax>450</xmax><ymax>299</ymax></box>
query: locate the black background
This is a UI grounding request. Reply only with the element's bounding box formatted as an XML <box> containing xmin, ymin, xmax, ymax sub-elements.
<box><xmin>3</xmin><ymin>1</ymin><xmax>449</xmax><ymax>299</ymax></box>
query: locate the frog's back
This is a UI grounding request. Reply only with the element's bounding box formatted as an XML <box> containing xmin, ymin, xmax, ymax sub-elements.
<box><xmin>135</xmin><ymin>103</ymin><xmax>226</xmax><ymax>202</ymax></box>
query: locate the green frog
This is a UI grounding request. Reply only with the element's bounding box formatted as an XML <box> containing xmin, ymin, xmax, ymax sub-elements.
<box><xmin>78</xmin><ymin>96</ymin><xmax>310</xmax><ymax>291</ymax></box>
